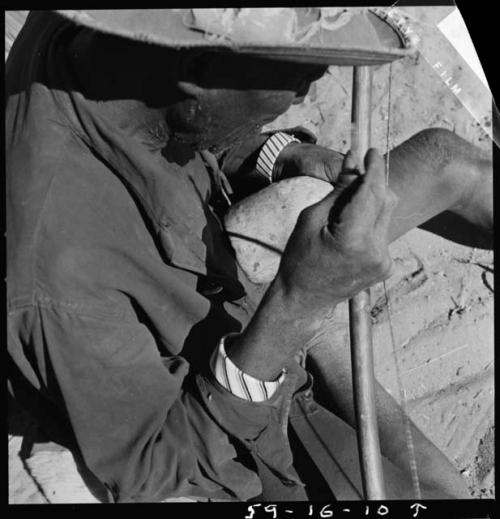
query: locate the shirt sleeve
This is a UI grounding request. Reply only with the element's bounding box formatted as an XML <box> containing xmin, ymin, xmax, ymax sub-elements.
<box><xmin>218</xmin><ymin>127</ymin><xmax>317</xmax><ymax>200</ymax></box>
<box><xmin>254</xmin><ymin>132</ymin><xmax>300</xmax><ymax>183</ymax></box>
<box><xmin>210</xmin><ymin>333</ymin><xmax>286</xmax><ymax>402</ymax></box>
<box><xmin>7</xmin><ymin>304</ymin><xmax>297</xmax><ymax>503</ymax></box>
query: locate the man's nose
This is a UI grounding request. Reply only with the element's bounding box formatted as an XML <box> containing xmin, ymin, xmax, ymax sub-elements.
<box><xmin>292</xmin><ymin>94</ymin><xmax>306</xmax><ymax>105</ymax></box>
<box><xmin>293</xmin><ymin>79</ymin><xmax>312</xmax><ymax>105</ymax></box>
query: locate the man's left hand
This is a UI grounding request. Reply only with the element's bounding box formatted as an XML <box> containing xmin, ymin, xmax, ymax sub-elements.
<box><xmin>273</xmin><ymin>142</ymin><xmax>344</xmax><ymax>184</ymax></box>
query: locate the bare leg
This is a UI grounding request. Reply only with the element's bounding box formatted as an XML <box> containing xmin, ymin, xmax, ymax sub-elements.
<box><xmin>273</xmin><ymin>127</ymin><xmax>492</xmax><ymax>247</ymax></box>
<box><xmin>386</xmin><ymin>128</ymin><xmax>492</xmax><ymax>248</ymax></box>
<box><xmin>305</xmin><ymin>325</ymin><xmax>471</xmax><ymax>499</ymax></box>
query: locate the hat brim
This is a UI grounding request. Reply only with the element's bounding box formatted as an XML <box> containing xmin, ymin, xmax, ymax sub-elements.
<box><xmin>234</xmin><ymin>45</ymin><xmax>413</xmax><ymax>67</ymax></box>
<box><xmin>55</xmin><ymin>8</ymin><xmax>417</xmax><ymax>67</ymax></box>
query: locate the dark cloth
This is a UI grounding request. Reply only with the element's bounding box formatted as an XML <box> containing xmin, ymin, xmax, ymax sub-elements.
<box><xmin>7</xmin><ymin>11</ymin><xmax>358</xmax><ymax>503</ymax></box>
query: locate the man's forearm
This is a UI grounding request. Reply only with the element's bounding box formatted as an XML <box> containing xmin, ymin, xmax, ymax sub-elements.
<box><xmin>226</xmin><ymin>277</ymin><xmax>339</xmax><ymax>381</ymax></box>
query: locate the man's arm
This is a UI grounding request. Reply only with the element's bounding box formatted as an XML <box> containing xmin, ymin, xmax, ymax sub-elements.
<box><xmin>217</xmin><ymin>127</ymin><xmax>318</xmax><ymax>200</ymax></box>
<box><xmin>8</xmin><ymin>302</ymin><xmax>293</xmax><ymax>503</ymax></box>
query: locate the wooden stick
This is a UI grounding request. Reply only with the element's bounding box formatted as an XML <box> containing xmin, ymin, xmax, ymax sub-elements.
<box><xmin>349</xmin><ymin>65</ymin><xmax>386</xmax><ymax>500</ymax></box>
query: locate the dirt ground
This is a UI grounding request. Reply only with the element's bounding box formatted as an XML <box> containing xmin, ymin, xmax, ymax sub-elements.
<box><xmin>7</xmin><ymin>8</ymin><xmax>494</xmax><ymax>502</ymax></box>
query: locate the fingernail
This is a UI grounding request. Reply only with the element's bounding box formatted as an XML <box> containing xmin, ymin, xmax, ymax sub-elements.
<box><xmin>343</xmin><ymin>151</ymin><xmax>357</xmax><ymax>171</ymax></box>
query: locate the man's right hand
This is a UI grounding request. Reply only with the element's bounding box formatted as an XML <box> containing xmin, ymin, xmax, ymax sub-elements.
<box><xmin>275</xmin><ymin>148</ymin><xmax>398</xmax><ymax>318</ymax></box>
<box><xmin>226</xmin><ymin>148</ymin><xmax>398</xmax><ymax>381</ymax></box>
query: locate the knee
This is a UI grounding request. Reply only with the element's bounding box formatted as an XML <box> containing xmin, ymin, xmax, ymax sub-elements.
<box><xmin>412</xmin><ymin>128</ymin><xmax>492</xmax><ymax>227</ymax></box>
<box><xmin>410</xmin><ymin>128</ymin><xmax>459</xmax><ymax>171</ymax></box>
<box><xmin>407</xmin><ymin>127</ymin><xmax>481</xmax><ymax>199</ymax></box>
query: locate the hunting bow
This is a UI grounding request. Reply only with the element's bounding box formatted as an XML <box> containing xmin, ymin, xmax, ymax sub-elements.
<box><xmin>348</xmin><ymin>64</ymin><xmax>386</xmax><ymax>500</ymax></box>
<box><xmin>349</xmin><ymin>54</ymin><xmax>421</xmax><ymax>500</ymax></box>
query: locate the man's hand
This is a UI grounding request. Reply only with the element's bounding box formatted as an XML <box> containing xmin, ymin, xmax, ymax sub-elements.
<box><xmin>276</xmin><ymin>148</ymin><xmax>398</xmax><ymax>316</ymax></box>
<box><xmin>227</xmin><ymin>148</ymin><xmax>398</xmax><ymax>380</ymax></box>
<box><xmin>273</xmin><ymin>141</ymin><xmax>344</xmax><ymax>183</ymax></box>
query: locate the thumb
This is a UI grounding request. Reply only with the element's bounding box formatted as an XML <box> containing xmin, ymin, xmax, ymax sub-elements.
<box><xmin>335</xmin><ymin>150</ymin><xmax>362</xmax><ymax>192</ymax></box>
<box><xmin>301</xmin><ymin>150</ymin><xmax>362</xmax><ymax>225</ymax></box>
<box><xmin>343</xmin><ymin>150</ymin><xmax>358</xmax><ymax>173</ymax></box>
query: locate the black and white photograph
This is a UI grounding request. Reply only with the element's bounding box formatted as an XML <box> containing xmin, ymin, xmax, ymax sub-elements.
<box><xmin>6</xmin><ymin>6</ymin><xmax>495</xmax><ymax>514</ymax></box>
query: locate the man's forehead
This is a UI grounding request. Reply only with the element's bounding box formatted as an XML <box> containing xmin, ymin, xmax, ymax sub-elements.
<box><xmin>199</xmin><ymin>50</ymin><xmax>327</xmax><ymax>74</ymax></box>
<box><xmin>179</xmin><ymin>50</ymin><xmax>328</xmax><ymax>93</ymax></box>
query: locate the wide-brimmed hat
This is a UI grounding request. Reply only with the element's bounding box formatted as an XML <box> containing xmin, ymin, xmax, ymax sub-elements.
<box><xmin>55</xmin><ymin>8</ymin><xmax>417</xmax><ymax>66</ymax></box>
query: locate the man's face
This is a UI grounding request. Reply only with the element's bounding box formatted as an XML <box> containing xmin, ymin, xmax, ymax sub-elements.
<box><xmin>69</xmin><ymin>33</ymin><xmax>326</xmax><ymax>154</ymax></box>
<box><xmin>166</xmin><ymin>52</ymin><xmax>327</xmax><ymax>154</ymax></box>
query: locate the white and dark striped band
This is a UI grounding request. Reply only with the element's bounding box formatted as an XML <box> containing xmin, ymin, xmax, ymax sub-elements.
<box><xmin>255</xmin><ymin>132</ymin><xmax>300</xmax><ymax>183</ymax></box>
<box><xmin>211</xmin><ymin>333</ymin><xmax>286</xmax><ymax>402</ymax></box>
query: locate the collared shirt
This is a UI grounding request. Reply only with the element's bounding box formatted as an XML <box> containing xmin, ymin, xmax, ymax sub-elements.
<box><xmin>7</xmin><ymin>11</ymin><xmax>312</xmax><ymax>503</ymax></box>
<box><xmin>211</xmin><ymin>334</ymin><xmax>286</xmax><ymax>401</ymax></box>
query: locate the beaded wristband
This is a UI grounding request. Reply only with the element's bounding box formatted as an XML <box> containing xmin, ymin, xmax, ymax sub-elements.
<box><xmin>255</xmin><ymin>132</ymin><xmax>300</xmax><ymax>183</ymax></box>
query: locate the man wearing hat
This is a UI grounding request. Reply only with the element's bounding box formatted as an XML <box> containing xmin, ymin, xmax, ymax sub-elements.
<box><xmin>7</xmin><ymin>9</ymin><xmax>491</xmax><ymax>502</ymax></box>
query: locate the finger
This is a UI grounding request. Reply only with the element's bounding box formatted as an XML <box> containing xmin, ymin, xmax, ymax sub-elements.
<box><xmin>343</xmin><ymin>150</ymin><xmax>358</xmax><ymax>173</ymax></box>
<box><xmin>305</xmin><ymin>183</ymin><xmax>344</xmax><ymax>224</ymax></box>
<box><xmin>334</xmin><ymin>150</ymin><xmax>361</xmax><ymax>190</ymax></box>
<box><xmin>304</xmin><ymin>174</ymin><xmax>365</xmax><ymax>233</ymax></box>
<box><xmin>322</xmin><ymin>150</ymin><xmax>344</xmax><ymax>183</ymax></box>
<box><xmin>363</xmin><ymin>148</ymin><xmax>387</xmax><ymax>188</ymax></box>
<box><xmin>336</xmin><ymin>179</ymin><xmax>381</xmax><ymax>233</ymax></box>
<box><xmin>305</xmin><ymin>150</ymin><xmax>360</xmax><ymax>222</ymax></box>
<box><xmin>337</xmin><ymin>149</ymin><xmax>386</xmax><ymax>226</ymax></box>
<box><xmin>313</xmin><ymin>150</ymin><xmax>385</xmax><ymax>230</ymax></box>
<box><xmin>374</xmin><ymin>189</ymin><xmax>399</xmax><ymax>237</ymax></box>
<box><xmin>335</xmin><ymin>147</ymin><xmax>385</xmax><ymax>204</ymax></box>
<box><xmin>340</xmin><ymin>148</ymin><xmax>387</xmax><ymax>225</ymax></box>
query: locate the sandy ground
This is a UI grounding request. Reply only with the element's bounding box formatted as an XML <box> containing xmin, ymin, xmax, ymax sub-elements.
<box><xmin>7</xmin><ymin>8</ymin><xmax>494</xmax><ymax>502</ymax></box>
